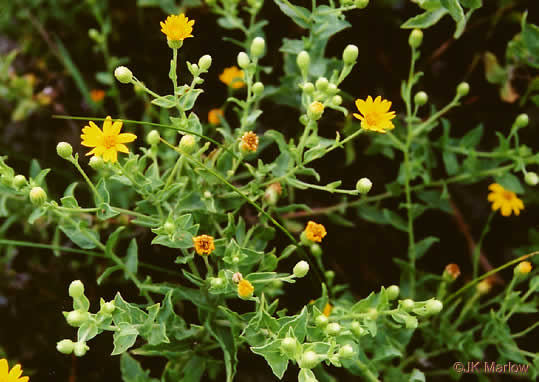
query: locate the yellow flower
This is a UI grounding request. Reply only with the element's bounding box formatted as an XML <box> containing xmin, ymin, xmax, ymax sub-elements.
<box><xmin>487</xmin><ymin>183</ymin><xmax>524</xmax><ymax>217</ymax></box>
<box><xmin>353</xmin><ymin>96</ymin><xmax>396</xmax><ymax>133</ymax></box>
<box><xmin>239</xmin><ymin>131</ymin><xmax>259</xmax><ymax>152</ymax></box>
<box><xmin>219</xmin><ymin>66</ymin><xmax>245</xmax><ymax>89</ymax></box>
<box><xmin>193</xmin><ymin>234</ymin><xmax>215</xmax><ymax>255</ymax></box>
<box><xmin>323</xmin><ymin>303</ymin><xmax>333</xmax><ymax>317</ymax></box>
<box><xmin>238</xmin><ymin>279</ymin><xmax>254</xmax><ymax>299</ymax></box>
<box><xmin>0</xmin><ymin>359</ymin><xmax>29</xmax><ymax>382</ymax></box>
<box><xmin>208</xmin><ymin>108</ymin><xmax>224</xmax><ymax>125</ymax></box>
<box><xmin>90</xmin><ymin>89</ymin><xmax>105</xmax><ymax>102</ymax></box>
<box><xmin>305</xmin><ymin>221</ymin><xmax>327</xmax><ymax>243</ymax></box>
<box><xmin>160</xmin><ymin>13</ymin><xmax>195</xmax><ymax>41</ymax></box>
<box><xmin>515</xmin><ymin>261</ymin><xmax>532</xmax><ymax>275</ymax></box>
<box><xmin>81</xmin><ymin>116</ymin><xmax>137</xmax><ymax>163</ymax></box>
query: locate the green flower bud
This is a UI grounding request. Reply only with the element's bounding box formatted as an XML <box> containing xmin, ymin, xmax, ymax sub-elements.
<box><xmin>146</xmin><ymin>130</ymin><xmax>160</xmax><ymax>146</ymax></box>
<box><xmin>401</xmin><ymin>299</ymin><xmax>415</xmax><ymax>311</ymax></box>
<box><xmin>250</xmin><ymin>37</ymin><xmax>265</xmax><ymax>58</ymax></box>
<box><xmin>69</xmin><ymin>280</ymin><xmax>85</xmax><ymax>298</ymax></box>
<box><xmin>414</xmin><ymin>91</ymin><xmax>428</xmax><ymax>106</ymax></box>
<box><xmin>310</xmin><ymin>243</ymin><xmax>322</xmax><ymax>256</ymax></box>
<box><xmin>525</xmin><ymin>172</ymin><xmax>538</xmax><ymax>186</ymax></box>
<box><xmin>179</xmin><ymin>135</ymin><xmax>196</xmax><ymax>154</ymax></box>
<box><xmin>351</xmin><ymin>321</ymin><xmax>365</xmax><ymax>337</ymax></box>
<box><xmin>89</xmin><ymin>156</ymin><xmax>104</xmax><ymax>170</ymax></box>
<box><xmin>425</xmin><ymin>299</ymin><xmax>443</xmax><ymax>315</ymax></box>
<box><xmin>342</xmin><ymin>44</ymin><xmax>359</xmax><ymax>64</ymax></box>
<box><xmin>102</xmin><ymin>301</ymin><xmax>115</xmax><ymax>314</ymax></box>
<box><xmin>210</xmin><ymin>277</ymin><xmax>225</xmax><ymax>289</ymax></box>
<box><xmin>315</xmin><ymin>77</ymin><xmax>329</xmax><ymax>91</ymax></box>
<box><xmin>308</xmin><ymin>101</ymin><xmax>324</xmax><ymax>120</ymax></box>
<box><xmin>300</xmin><ymin>351</ymin><xmax>319</xmax><ymax>369</ymax></box>
<box><xmin>114</xmin><ymin>66</ymin><xmax>133</xmax><ymax>84</ymax></box>
<box><xmin>252</xmin><ymin>82</ymin><xmax>264</xmax><ymax>96</ymax></box>
<box><xmin>315</xmin><ymin>314</ymin><xmax>329</xmax><ymax>328</ymax></box>
<box><xmin>327</xmin><ymin>83</ymin><xmax>338</xmax><ymax>95</ymax></box>
<box><xmin>405</xmin><ymin>316</ymin><xmax>418</xmax><ymax>329</ymax></box>
<box><xmin>198</xmin><ymin>54</ymin><xmax>212</xmax><ymax>71</ymax></box>
<box><xmin>356</xmin><ymin>177</ymin><xmax>372</xmax><ymax>194</ymax></box>
<box><xmin>324</xmin><ymin>270</ymin><xmax>335</xmax><ymax>284</ymax></box>
<box><xmin>515</xmin><ymin>113</ymin><xmax>529</xmax><ymax>128</ymax></box>
<box><xmin>66</xmin><ymin>310</ymin><xmax>89</xmax><ymax>327</ymax></box>
<box><xmin>163</xmin><ymin>221</ymin><xmax>175</xmax><ymax>235</ymax></box>
<box><xmin>167</xmin><ymin>39</ymin><xmax>183</xmax><ymax>49</ymax></box>
<box><xmin>237</xmin><ymin>52</ymin><xmax>250</xmax><ymax>69</ymax></box>
<box><xmin>386</xmin><ymin>285</ymin><xmax>400</xmax><ymax>300</ymax></box>
<box><xmin>297</xmin><ymin>51</ymin><xmax>310</xmax><ymax>72</ymax></box>
<box><xmin>280</xmin><ymin>337</ymin><xmax>298</xmax><ymax>357</ymax></box>
<box><xmin>88</xmin><ymin>28</ymin><xmax>100</xmax><ymax>41</ymax></box>
<box><xmin>326</xmin><ymin>322</ymin><xmax>341</xmax><ymax>336</ymax></box>
<box><xmin>338</xmin><ymin>344</ymin><xmax>355</xmax><ymax>359</ymax></box>
<box><xmin>13</xmin><ymin>175</ymin><xmax>27</xmax><ymax>188</ymax></box>
<box><xmin>302</xmin><ymin>82</ymin><xmax>315</xmax><ymax>94</ymax></box>
<box><xmin>354</xmin><ymin>0</ymin><xmax>369</xmax><ymax>8</ymax></box>
<box><xmin>293</xmin><ymin>260</ymin><xmax>309</xmax><ymax>278</ymax></box>
<box><xmin>56</xmin><ymin>339</ymin><xmax>75</xmax><ymax>354</ymax></box>
<box><xmin>73</xmin><ymin>341</ymin><xmax>89</xmax><ymax>357</ymax></box>
<box><xmin>56</xmin><ymin>142</ymin><xmax>73</xmax><ymax>159</ymax></box>
<box><xmin>408</xmin><ymin>29</ymin><xmax>423</xmax><ymax>49</ymax></box>
<box><xmin>332</xmin><ymin>95</ymin><xmax>343</xmax><ymax>106</ymax></box>
<box><xmin>29</xmin><ymin>186</ymin><xmax>47</xmax><ymax>205</ymax></box>
<box><xmin>456</xmin><ymin>82</ymin><xmax>470</xmax><ymax>97</ymax></box>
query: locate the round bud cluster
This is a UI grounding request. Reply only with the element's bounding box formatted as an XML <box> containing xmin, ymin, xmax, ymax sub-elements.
<box><xmin>338</xmin><ymin>344</ymin><xmax>355</xmax><ymax>359</ymax></box>
<box><xmin>69</xmin><ymin>280</ymin><xmax>85</xmax><ymax>297</ymax></box>
<box><xmin>252</xmin><ymin>82</ymin><xmax>264</xmax><ymax>96</ymax></box>
<box><xmin>401</xmin><ymin>299</ymin><xmax>415</xmax><ymax>311</ymax></box>
<box><xmin>73</xmin><ymin>341</ymin><xmax>89</xmax><ymax>357</ymax></box>
<box><xmin>300</xmin><ymin>351</ymin><xmax>319</xmax><ymax>369</ymax></box>
<box><xmin>57</xmin><ymin>339</ymin><xmax>75</xmax><ymax>355</ymax></box>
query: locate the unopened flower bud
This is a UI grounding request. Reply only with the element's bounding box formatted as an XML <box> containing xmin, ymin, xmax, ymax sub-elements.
<box><xmin>297</xmin><ymin>51</ymin><xmax>310</xmax><ymax>72</ymax></box>
<box><xmin>13</xmin><ymin>175</ymin><xmax>27</xmax><ymax>188</ymax></box>
<box><xmin>332</xmin><ymin>95</ymin><xmax>343</xmax><ymax>106</ymax></box>
<box><xmin>114</xmin><ymin>66</ymin><xmax>133</xmax><ymax>84</ymax></box>
<box><xmin>252</xmin><ymin>82</ymin><xmax>264</xmax><ymax>96</ymax></box>
<box><xmin>146</xmin><ymin>130</ymin><xmax>160</xmax><ymax>146</ymax></box>
<box><xmin>308</xmin><ymin>101</ymin><xmax>324</xmax><ymax>120</ymax></box>
<box><xmin>338</xmin><ymin>344</ymin><xmax>355</xmax><ymax>359</ymax></box>
<box><xmin>198</xmin><ymin>54</ymin><xmax>212</xmax><ymax>71</ymax></box>
<box><xmin>514</xmin><ymin>261</ymin><xmax>532</xmax><ymax>276</ymax></box>
<box><xmin>315</xmin><ymin>77</ymin><xmax>329</xmax><ymax>91</ymax></box>
<box><xmin>250</xmin><ymin>37</ymin><xmax>265</xmax><ymax>58</ymax></box>
<box><xmin>179</xmin><ymin>135</ymin><xmax>196</xmax><ymax>154</ymax></box>
<box><xmin>408</xmin><ymin>29</ymin><xmax>423</xmax><ymax>48</ymax></box>
<box><xmin>56</xmin><ymin>142</ymin><xmax>73</xmax><ymax>159</ymax></box>
<box><xmin>293</xmin><ymin>260</ymin><xmax>309</xmax><ymax>278</ymax></box>
<box><xmin>163</xmin><ymin>221</ymin><xmax>175</xmax><ymax>235</ymax></box>
<box><xmin>425</xmin><ymin>299</ymin><xmax>443</xmax><ymax>315</ymax></box>
<box><xmin>515</xmin><ymin>113</ymin><xmax>529</xmax><ymax>128</ymax></box>
<box><xmin>456</xmin><ymin>82</ymin><xmax>470</xmax><ymax>97</ymax></box>
<box><xmin>315</xmin><ymin>314</ymin><xmax>329</xmax><ymax>328</ymax></box>
<box><xmin>387</xmin><ymin>285</ymin><xmax>400</xmax><ymax>300</ymax></box>
<box><xmin>302</xmin><ymin>82</ymin><xmax>314</xmax><ymax>94</ymax></box>
<box><xmin>356</xmin><ymin>177</ymin><xmax>372</xmax><ymax>194</ymax></box>
<box><xmin>327</xmin><ymin>83</ymin><xmax>338</xmax><ymax>95</ymax></box>
<box><xmin>405</xmin><ymin>316</ymin><xmax>418</xmax><ymax>329</ymax></box>
<box><xmin>232</xmin><ymin>272</ymin><xmax>243</xmax><ymax>283</ymax></box>
<box><xmin>89</xmin><ymin>156</ymin><xmax>104</xmax><ymax>170</ymax></box>
<box><xmin>354</xmin><ymin>0</ymin><xmax>369</xmax><ymax>8</ymax></box>
<box><xmin>280</xmin><ymin>337</ymin><xmax>298</xmax><ymax>356</ymax></box>
<box><xmin>414</xmin><ymin>91</ymin><xmax>428</xmax><ymax>106</ymax></box>
<box><xmin>210</xmin><ymin>277</ymin><xmax>225</xmax><ymax>289</ymax></box>
<box><xmin>401</xmin><ymin>299</ymin><xmax>415</xmax><ymax>311</ymax></box>
<box><xmin>102</xmin><ymin>301</ymin><xmax>115</xmax><ymax>314</ymax></box>
<box><xmin>57</xmin><ymin>339</ymin><xmax>75</xmax><ymax>354</ymax></box>
<box><xmin>443</xmin><ymin>263</ymin><xmax>461</xmax><ymax>281</ymax></box>
<box><xmin>351</xmin><ymin>321</ymin><xmax>365</xmax><ymax>337</ymax></box>
<box><xmin>237</xmin><ymin>52</ymin><xmax>250</xmax><ymax>69</ymax></box>
<box><xmin>66</xmin><ymin>310</ymin><xmax>89</xmax><ymax>327</ymax></box>
<box><xmin>525</xmin><ymin>172</ymin><xmax>538</xmax><ymax>186</ymax></box>
<box><xmin>326</xmin><ymin>322</ymin><xmax>341</xmax><ymax>336</ymax></box>
<box><xmin>69</xmin><ymin>280</ymin><xmax>85</xmax><ymax>297</ymax></box>
<box><xmin>300</xmin><ymin>351</ymin><xmax>319</xmax><ymax>369</ymax></box>
<box><xmin>29</xmin><ymin>186</ymin><xmax>47</xmax><ymax>205</ymax></box>
<box><xmin>310</xmin><ymin>243</ymin><xmax>322</xmax><ymax>256</ymax></box>
<box><xmin>73</xmin><ymin>342</ymin><xmax>89</xmax><ymax>357</ymax></box>
<box><xmin>342</xmin><ymin>44</ymin><xmax>359</xmax><ymax>64</ymax></box>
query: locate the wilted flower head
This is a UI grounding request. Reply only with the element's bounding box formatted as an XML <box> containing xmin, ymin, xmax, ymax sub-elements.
<box><xmin>239</xmin><ymin>131</ymin><xmax>259</xmax><ymax>152</ymax></box>
<box><xmin>193</xmin><ymin>234</ymin><xmax>215</xmax><ymax>255</ymax></box>
<box><xmin>304</xmin><ymin>221</ymin><xmax>327</xmax><ymax>243</ymax></box>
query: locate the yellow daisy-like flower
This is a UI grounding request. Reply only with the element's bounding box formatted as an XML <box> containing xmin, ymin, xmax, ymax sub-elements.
<box><xmin>0</xmin><ymin>359</ymin><xmax>29</xmax><ymax>382</ymax></box>
<box><xmin>239</xmin><ymin>131</ymin><xmax>259</xmax><ymax>152</ymax></box>
<box><xmin>193</xmin><ymin>234</ymin><xmax>215</xmax><ymax>256</ymax></box>
<box><xmin>353</xmin><ymin>96</ymin><xmax>396</xmax><ymax>133</ymax></box>
<box><xmin>219</xmin><ymin>66</ymin><xmax>245</xmax><ymax>89</ymax></box>
<box><xmin>208</xmin><ymin>108</ymin><xmax>224</xmax><ymax>125</ymax></box>
<box><xmin>81</xmin><ymin>116</ymin><xmax>137</xmax><ymax>163</ymax></box>
<box><xmin>304</xmin><ymin>221</ymin><xmax>327</xmax><ymax>243</ymax></box>
<box><xmin>487</xmin><ymin>183</ymin><xmax>524</xmax><ymax>217</ymax></box>
<box><xmin>238</xmin><ymin>279</ymin><xmax>254</xmax><ymax>299</ymax></box>
<box><xmin>160</xmin><ymin>13</ymin><xmax>195</xmax><ymax>41</ymax></box>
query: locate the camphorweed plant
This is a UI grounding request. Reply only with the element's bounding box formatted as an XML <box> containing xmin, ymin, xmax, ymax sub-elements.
<box><xmin>0</xmin><ymin>1</ymin><xmax>538</xmax><ymax>381</ymax></box>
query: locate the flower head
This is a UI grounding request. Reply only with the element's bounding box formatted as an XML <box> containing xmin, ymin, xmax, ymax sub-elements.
<box><xmin>0</xmin><ymin>359</ymin><xmax>29</xmax><ymax>382</ymax></box>
<box><xmin>444</xmin><ymin>263</ymin><xmax>461</xmax><ymax>281</ymax></box>
<box><xmin>304</xmin><ymin>221</ymin><xmax>327</xmax><ymax>243</ymax></box>
<box><xmin>487</xmin><ymin>183</ymin><xmax>524</xmax><ymax>217</ymax></box>
<box><xmin>81</xmin><ymin>116</ymin><xmax>136</xmax><ymax>163</ymax></box>
<box><xmin>193</xmin><ymin>234</ymin><xmax>215</xmax><ymax>255</ymax></box>
<box><xmin>208</xmin><ymin>108</ymin><xmax>224</xmax><ymax>125</ymax></box>
<box><xmin>90</xmin><ymin>89</ymin><xmax>105</xmax><ymax>102</ymax></box>
<box><xmin>353</xmin><ymin>96</ymin><xmax>396</xmax><ymax>133</ymax></box>
<box><xmin>160</xmin><ymin>13</ymin><xmax>194</xmax><ymax>41</ymax></box>
<box><xmin>515</xmin><ymin>261</ymin><xmax>532</xmax><ymax>275</ymax></box>
<box><xmin>238</xmin><ymin>279</ymin><xmax>254</xmax><ymax>299</ymax></box>
<box><xmin>219</xmin><ymin>66</ymin><xmax>245</xmax><ymax>89</ymax></box>
<box><xmin>323</xmin><ymin>303</ymin><xmax>333</xmax><ymax>317</ymax></box>
<box><xmin>239</xmin><ymin>131</ymin><xmax>259</xmax><ymax>152</ymax></box>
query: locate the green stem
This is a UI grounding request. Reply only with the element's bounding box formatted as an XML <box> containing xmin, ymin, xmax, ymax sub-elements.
<box><xmin>473</xmin><ymin>211</ymin><xmax>494</xmax><ymax>279</ymax></box>
<box><xmin>70</xmin><ymin>157</ymin><xmax>102</xmax><ymax>204</ymax></box>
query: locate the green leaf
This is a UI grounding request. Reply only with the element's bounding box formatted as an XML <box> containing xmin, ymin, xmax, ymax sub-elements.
<box><xmin>97</xmin><ymin>265</ymin><xmax>121</xmax><ymax>285</ymax></box>
<box><xmin>522</xmin><ymin>13</ymin><xmax>539</xmax><ymax>59</ymax></box>
<box><xmin>94</xmin><ymin>178</ymin><xmax>110</xmax><ymax>205</ymax></box>
<box><xmin>299</xmin><ymin>369</ymin><xmax>318</xmax><ymax>382</ymax></box>
<box><xmin>414</xmin><ymin>236</ymin><xmax>439</xmax><ymax>259</ymax></box>
<box><xmin>125</xmin><ymin>238</ymin><xmax>138</xmax><ymax>279</ymax></box>
<box><xmin>251</xmin><ymin>339</ymin><xmax>289</xmax><ymax>379</ymax></box>
<box><xmin>206</xmin><ymin>324</ymin><xmax>237</xmax><ymax>382</ymax></box>
<box><xmin>112</xmin><ymin>322</ymin><xmax>139</xmax><ymax>355</ymax></box>
<box><xmin>382</xmin><ymin>209</ymin><xmax>407</xmax><ymax>232</ymax></box>
<box><xmin>179</xmin><ymin>89</ymin><xmax>204</xmax><ymax>111</ymax></box>
<box><xmin>401</xmin><ymin>8</ymin><xmax>447</xmax><ymax>29</ymax></box>
<box><xmin>495</xmin><ymin>173</ymin><xmax>524</xmax><ymax>194</ymax></box>
<box><xmin>120</xmin><ymin>353</ymin><xmax>160</xmax><ymax>382</ymax></box>
<box><xmin>274</xmin><ymin>0</ymin><xmax>311</xmax><ymax>29</ymax></box>
<box><xmin>59</xmin><ymin>221</ymin><xmax>99</xmax><ymax>249</ymax></box>
<box><xmin>97</xmin><ymin>203</ymin><xmax>120</xmax><ymax>220</ymax></box>
<box><xmin>304</xmin><ymin>145</ymin><xmax>326</xmax><ymax>163</ymax></box>
<box><xmin>60</xmin><ymin>196</ymin><xmax>79</xmax><ymax>208</ymax></box>
<box><xmin>409</xmin><ymin>368</ymin><xmax>426</xmax><ymax>382</ymax></box>
<box><xmin>442</xmin><ymin>151</ymin><xmax>459</xmax><ymax>175</ymax></box>
<box><xmin>151</xmin><ymin>95</ymin><xmax>176</xmax><ymax>108</ymax></box>
<box><xmin>78</xmin><ymin>321</ymin><xmax>99</xmax><ymax>342</ymax></box>
<box><xmin>440</xmin><ymin>0</ymin><xmax>465</xmax><ymax>37</ymax></box>
<box><xmin>460</xmin><ymin>124</ymin><xmax>483</xmax><ymax>148</ymax></box>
